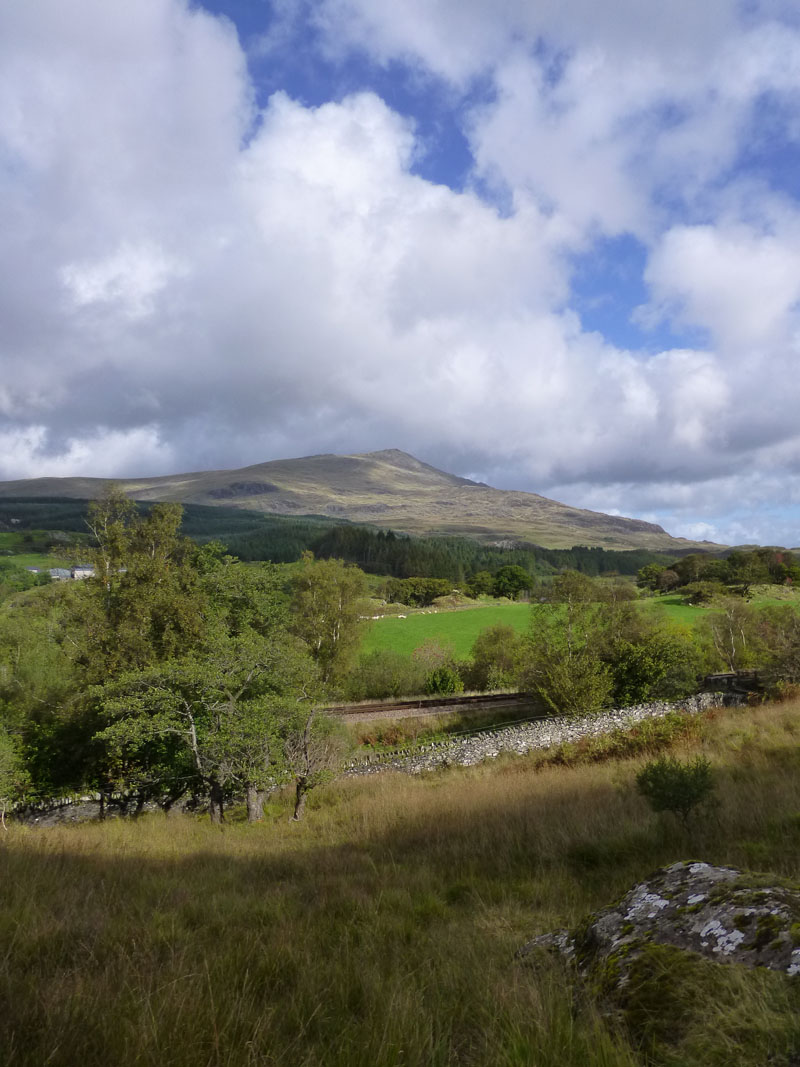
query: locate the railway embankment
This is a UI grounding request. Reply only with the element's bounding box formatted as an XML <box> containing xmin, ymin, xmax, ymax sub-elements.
<box><xmin>346</xmin><ymin>691</ymin><xmax>743</xmax><ymax>777</ymax></box>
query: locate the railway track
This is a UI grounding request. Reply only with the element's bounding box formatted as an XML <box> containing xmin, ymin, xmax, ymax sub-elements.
<box><xmin>327</xmin><ymin>691</ymin><xmax>538</xmax><ymax>723</ymax></box>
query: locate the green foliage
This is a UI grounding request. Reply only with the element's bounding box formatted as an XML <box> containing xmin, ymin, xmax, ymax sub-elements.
<box><xmin>467</xmin><ymin>623</ymin><xmax>523</xmax><ymax>691</ymax></box>
<box><xmin>65</xmin><ymin>489</ymin><xmax>211</xmax><ymax>685</ymax></box>
<box><xmin>466</xmin><ymin>569</ymin><xmax>495</xmax><ymax>596</ymax></box>
<box><xmin>0</xmin><ymin>724</ymin><xmax>30</xmax><ymax>818</ymax></box>
<box><xmin>544</xmin><ymin>568</ymin><xmax>600</xmax><ymax>605</ymax></box>
<box><xmin>96</xmin><ymin>630</ymin><xmax>320</xmax><ymax>819</ymax></box>
<box><xmin>636</xmin><ymin>563</ymin><xmax>664</xmax><ymax>590</ymax></box>
<box><xmin>0</xmin><ymin>490</ymin><xmax>340</xmax><ymax>809</ymax></box>
<box><xmin>521</xmin><ymin>578</ymin><xmax>614</xmax><ymax>715</ymax></box>
<box><xmin>699</xmin><ymin>599</ymin><xmax>767</xmax><ymax>673</ymax></box>
<box><xmin>0</xmin><ymin>585</ymin><xmax>81</xmax><ymax>793</ymax></box>
<box><xmin>424</xmin><ymin>664</ymin><xmax>464</xmax><ymax>696</ymax></box>
<box><xmin>610</xmin><ymin>627</ymin><xmax>703</xmax><ymax>706</ymax></box>
<box><xmin>492</xmin><ymin>564</ymin><xmax>533</xmax><ymax>600</ymax></box>
<box><xmin>345</xmin><ymin>649</ymin><xmax>426</xmax><ymax>700</ymax></box>
<box><xmin>384</xmin><ymin>576</ymin><xmax>453</xmax><ymax>606</ymax></box>
<box><xmin>289</xmin><ymin>553</ymin><xmax>368</xmax><ymax>685</ymax></box>
<box><xmin>682</xmin><ymin>580</ymin><xmax>723</xmax><ymax>605</ymax></box>
<box><xmin>636</xmin><ymin>754</ymin><xmax>715</xmax><ymax>824</ymax></box>
<box><xmin>519</xmin><ymin>572</ymin><xmax>707</xmax><ymax>713</ymax></box>
<box><xmin>0</xmin><ymin>560</ymin><xmax>51</xmax><ymax>602</ymax></box>
<box><xmin>670</xmin><ymin>548</ymin><xmax>800</xmax><ymax>598</ymax></box>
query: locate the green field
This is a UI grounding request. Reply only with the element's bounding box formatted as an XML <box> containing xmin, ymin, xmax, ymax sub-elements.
<box><xmin>362</xmin><ymin>602</ymin><xmax>532</xmax><ymax>658</ymax></box>
<box><xmin>360</xmin><ymin>598</ymin><xmax>707</xmax><ymax>660</ymax></box>
<box><xmin>362</xmin><ymin>590</ymin><xmax>800</xmax><ymax>661</ymax></box>
<box><xmin>0</xmin><ymin>552</ymin><xmax>70</xmax><ymax>569</ymax></box>
<box><xmin>643</xmin><ymin>594</ymin><xmax>712</xmax><ymax>626</ymax></box>
<box><xmin>0</xmin><ymin>530</ymin><xmax>73</xmax><ymax>570</ymax></box>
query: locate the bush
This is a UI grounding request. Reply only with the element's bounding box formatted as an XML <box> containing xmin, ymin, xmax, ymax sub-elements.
<box><xmin>424</xmin><ymin>665</ymin><xmax>464</xmax><ymax>696</ymax></box>
<box><xmin>345</xmin><ymin>649</ymin><xmax>425</xmax><ymax>700</ymax></box>
<box><xmin>681</xmin><ymin>581</ymin><xmax>722</xmax><ymax>605</ymax></box>
<box><xmin>636</xmin><ymin>755</ymin><xmax>715</xmax><ymax>825</ymax></box>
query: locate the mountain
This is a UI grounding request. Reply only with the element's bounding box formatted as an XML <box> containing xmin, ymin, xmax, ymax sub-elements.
<box><xmin>0</xmin><ymin>448</ymin><xmax>715</xmax><ymax>551</ymax></box>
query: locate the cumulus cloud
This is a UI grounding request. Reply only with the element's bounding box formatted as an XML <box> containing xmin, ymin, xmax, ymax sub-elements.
<box><xmin>1</xmin><ymin>0</ymin><xmax>800</xmax><ymax>543</ymax></box>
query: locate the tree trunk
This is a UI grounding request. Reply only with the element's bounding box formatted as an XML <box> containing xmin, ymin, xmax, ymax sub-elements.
<box><xmin>292</xmin><ymin>778</ymin><xmax>308</xmax><ymax>821</ymax></box>
<box><xmin>246</xmin><ymin>784</ymin><xmax>264</xmax><ymax>823</ymax></box>
<box><xmin>208</xmin><ymin>781</ymin><xmax>225</xmax><ymax>824</ymax></box>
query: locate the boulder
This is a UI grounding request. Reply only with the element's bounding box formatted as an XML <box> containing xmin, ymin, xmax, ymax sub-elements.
<box><xmin>521</xmin><ymin>860</ymin><xmax>800</xmax><ymax>980</ymax></box>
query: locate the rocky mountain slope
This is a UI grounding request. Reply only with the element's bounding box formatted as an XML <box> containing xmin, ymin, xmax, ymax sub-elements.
<box><xmin>0</xmin><ymin>448</ymin><xmax>714</xmax><ymax>551</ymax></box>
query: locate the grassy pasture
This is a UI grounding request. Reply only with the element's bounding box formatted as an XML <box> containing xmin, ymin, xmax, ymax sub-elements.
<box><xmin>0</xmin><ymin>531</ymin><xmax>73</xmax><ymax>569</ymax></box>
<box><xmin>361</xmin><ymin>601</ymin><xmax>531</xmax><ymax>658</ymax></box>
<box><xmin>0</xmin><ymin>551</ymin><xmax>70</xmax><ymax>569</ymax></box>
<box><xmin>362</xmin><ymin>589</ymin><xmax>800</xmax><ymax>661</ymax></box>
<box><xmin>2</xmin><ymin>699</ymin><xmax>800</xmax><ymax>1066</ymax></box>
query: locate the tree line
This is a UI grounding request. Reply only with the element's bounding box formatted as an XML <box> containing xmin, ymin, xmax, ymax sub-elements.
<box><xmin>0</xmin><ymin>495</ymin><xmax>678</xmax><ymax>583</ymax></box>
<box><xmin>0</xmin><ymin>492</ymin><xmax>369</xmax><ymax>823</ymax></box>
<box><xmin>346</xmin><ymin>569</ymin><xmax>800</xmax><ymax>711</ymax></box>
<box><xmin>638</xmin><ymin>547</ymin><xmax>800</xmax><ymax>601</ymax></box>
<box><xmin>4</xmin><ymin>492</ymin><xmax>800</xmax><ymax>823</ymax></box>
<box><xmin>230</xmin><ymin>521</ymin><xmax>677</xmax><ymax>582</ymax></box>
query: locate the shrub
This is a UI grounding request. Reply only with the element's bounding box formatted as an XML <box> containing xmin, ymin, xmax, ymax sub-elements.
<box><xmin>636</xmin><ymin>754</ymin><xmax>715</xmax><ymax>825</ymax></box>
<box><xmin>424</xmin><ymin>665</ymin><xmax>464</xmax><ymax>696</ymax></box>
<box><xmin>680</xmin><ymin>581</ymin><xmax>722</xmax><ymax>605</ymax></box>
<box><xmin>345</xmin><ymin>649</ymin><xmax>425</xmax><ymax>700</ymax></box>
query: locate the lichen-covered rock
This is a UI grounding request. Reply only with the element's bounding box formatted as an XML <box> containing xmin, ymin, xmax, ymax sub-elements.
<box><xmin>521</xmin><ymin>861</ymin><xmax>800</xmax><ymax>980</ymax></box>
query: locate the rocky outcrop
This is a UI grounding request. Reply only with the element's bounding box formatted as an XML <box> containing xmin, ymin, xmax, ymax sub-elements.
<box><xmin>521</xmin><ymin>861</ymin><xmax>800</xmax><ymax>979</ymax></box>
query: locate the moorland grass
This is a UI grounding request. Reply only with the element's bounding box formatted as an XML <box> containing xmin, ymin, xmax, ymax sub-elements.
<box><xmin>2</xmin><ymin>700</ymin><xmax>800</xmax><ymax>1066</ymax></box>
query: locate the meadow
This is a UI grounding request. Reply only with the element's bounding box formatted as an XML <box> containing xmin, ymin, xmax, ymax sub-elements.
<box><xmin>0</xmin><ymin>530</ymin><xmax>73</xmax><ymax>570</ymax></box>
<box><xmin>361</xmin><ymin>601</ymin><xmax>531</xmax><ymax>658</ymax></box>
<box><xmin>360</xmin><ymin>588</ymin><xmax>800</xmax><ymax>661</ymax></box>
<box><xmin>2</xmin><ymin>698</ymin><xmax>800</xmax><ymax>1066</ymax></box>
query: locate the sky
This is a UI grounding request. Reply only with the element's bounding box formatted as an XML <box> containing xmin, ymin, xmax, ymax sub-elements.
<box><xmin>2</xmin><ymin>1</ymin><xmax>800</xmax><ymax>546</ymax></box>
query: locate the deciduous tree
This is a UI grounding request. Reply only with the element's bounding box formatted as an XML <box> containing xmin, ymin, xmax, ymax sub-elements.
<box><xmin>290</xmin><ymin>553</ymin><xmax>367</xmax><ymax>685</ymax></box>
<box><xmin>96</xmin><ymin>630</ymin><xmax>319</xmax><ymax>822</ymax></box>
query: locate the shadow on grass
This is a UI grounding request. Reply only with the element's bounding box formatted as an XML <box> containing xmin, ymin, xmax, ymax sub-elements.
<box><xmin>2</xmin><ymin>742</ymin><xmax>799</xmax><ymax>1067</ymax></box>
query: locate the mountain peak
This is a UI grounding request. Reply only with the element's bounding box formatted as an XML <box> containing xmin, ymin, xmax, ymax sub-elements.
<box><xmin>360</xmin><ymin>448</ymin><xmax>426</xmax><ymax>468</ymax></box>
<box><xmin>0</xmin><ymin>449</ymin><xmax>722</xmax><ymax>551</ymax></box>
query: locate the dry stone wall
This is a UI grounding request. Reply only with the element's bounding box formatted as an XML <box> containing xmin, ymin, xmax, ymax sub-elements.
<box><xmin>347</xmin><ymin>692</ymin><xmax>740</xmax><ymax>777</ymax></box>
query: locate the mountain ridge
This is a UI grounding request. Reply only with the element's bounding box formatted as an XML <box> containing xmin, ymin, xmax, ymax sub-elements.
<box><xmin>0</xmin><ymin>449</ymin><xmax>718</xmax><ymax>551</ymax></box>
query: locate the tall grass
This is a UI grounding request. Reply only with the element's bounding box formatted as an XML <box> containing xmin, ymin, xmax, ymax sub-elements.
<box><xmin>2</xmin><ymin>701</ymin><xmax>800</xmax><ymax>1065</ymax></box>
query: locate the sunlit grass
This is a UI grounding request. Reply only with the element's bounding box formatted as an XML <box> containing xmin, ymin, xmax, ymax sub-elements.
<box><xmin>361</xmin><ymin>601</ymin><xmax>531</xmax><ymax>658</ymax></box>
<box><xmin>363</xmin><ymin>588</ymin><xmax>800</xmax><ymax>662</ymax></box>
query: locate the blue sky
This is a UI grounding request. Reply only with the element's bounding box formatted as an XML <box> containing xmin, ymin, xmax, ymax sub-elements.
<box><xmin>1</xmin><ymin>0</ymin><xmax>800</xmax><ymax>546</ymax></box>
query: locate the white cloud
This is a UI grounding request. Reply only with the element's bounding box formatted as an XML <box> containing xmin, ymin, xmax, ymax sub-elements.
<box><xmin>643</xmin><ymin>221</ymin><xmax>800</xmax><ymax>351</ymax></box>
<box><xmin>1</xmin><ymin>0</ymin><xmax>800</xmax><ymax>543</ymax></box>
<box><xmin>0</xmin><ymin>426</ymin><xmax>171</xmax><ymax>481</ymax></box>
<box><xmin>61</xmin><ymin>242</ymin><xmax>184</xmax><ymax>318</ymax></box>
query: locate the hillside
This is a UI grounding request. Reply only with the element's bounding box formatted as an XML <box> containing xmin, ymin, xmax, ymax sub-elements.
<box><xmin>3</xmin><ymin>700</ymin><xmax>800</xmax><ymax>1066</ymax></box>
<box><xmin>0</xmin><ymin>448</ymin><xmax>715</xmax><ymax>551</ymax></box>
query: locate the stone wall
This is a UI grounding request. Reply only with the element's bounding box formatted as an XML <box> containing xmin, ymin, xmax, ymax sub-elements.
<box><xmin>346</xmin><ymin>692</ymin><xmax>741</xmax><ymax>777</ymax></box>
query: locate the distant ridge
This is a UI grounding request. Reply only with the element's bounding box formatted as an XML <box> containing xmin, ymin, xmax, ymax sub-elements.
<box><xmin>0</xmin><ymin>449</ymin><xmax>718</xmax><ymax>551</ymax></box>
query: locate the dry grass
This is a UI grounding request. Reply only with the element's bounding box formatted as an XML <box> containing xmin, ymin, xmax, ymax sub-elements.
<box><xmin>2</xmin><ymin>701</ymin><xmax>800</xmax><ymax>1065</ymax></box>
